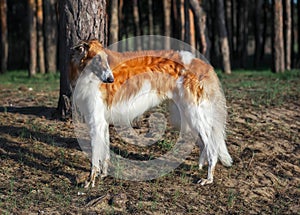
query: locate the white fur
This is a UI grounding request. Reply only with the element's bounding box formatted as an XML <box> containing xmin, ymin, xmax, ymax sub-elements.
<box><xmin>109</xmin><ymin>81</ymin><xmax>162</xmax><ymax>125</ymax></box>
<box><xmin>179</xmin><ymin>51</ymin><xmax>195</xmax><ymax>65</ymax></box>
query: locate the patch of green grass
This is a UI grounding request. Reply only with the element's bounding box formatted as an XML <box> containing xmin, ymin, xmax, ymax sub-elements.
<box><xmin>0</xmin><ymin>70</ymin><xmax>60</xmax><ymax>91</ymax></box>
<box><xmin>218</xmin><ymin>69</ymin><xmax>300</xmax><ymax>107</ymax></box>
<box><xmin>157</xmin><ymin>139</ymin><xmax>174</xmax><ymax>151</ymax></box>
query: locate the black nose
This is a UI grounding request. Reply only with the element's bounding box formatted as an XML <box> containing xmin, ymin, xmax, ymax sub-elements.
<box><xmin>106</xmin><ymin>76</ymin><xmax>114</xmax><ymax>83</ymax></box>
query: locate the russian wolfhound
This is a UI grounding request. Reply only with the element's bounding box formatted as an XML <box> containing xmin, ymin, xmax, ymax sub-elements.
<box><xmin>70</xmin><ymin>39</ymin><xmax>232</xmax><ymax>187</ymax></box>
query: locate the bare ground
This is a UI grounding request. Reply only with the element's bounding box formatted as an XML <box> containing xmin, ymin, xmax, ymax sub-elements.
<box><xmin>0</xmin><ymin>73</ymin><xmax>299</xmax><ymax>214</ymax></box>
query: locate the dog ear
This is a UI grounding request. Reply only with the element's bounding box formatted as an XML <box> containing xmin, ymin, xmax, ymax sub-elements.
<box><xmin>70</xmin><ymin>41</ymin><xmax>90</xmax><ymax>66</ymax></box>
<box><xmin>71</xmin><ymin>41</ymin><xmax>90</xmax><ymax>55</ymax></box>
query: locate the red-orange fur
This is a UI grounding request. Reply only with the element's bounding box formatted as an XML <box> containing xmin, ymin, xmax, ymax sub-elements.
<box><xmin>70</xmin><ymin>39</ymin><xmax>214</xmax><ymax>106</ymax></box>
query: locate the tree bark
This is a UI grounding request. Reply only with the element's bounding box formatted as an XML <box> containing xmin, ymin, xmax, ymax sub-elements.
<box><xmin>28</xmin><ymin>0</ymin><xmax>37</xmax><ymax>77</ymax></box>
<box><xmin>0</xmin><ymin>0</ymin><xmax>8</xmax><ymax>74</ymax></box>
<box><xmin>242</xmin><ymin>0</ymin><xmax>248</xmax><ymax>67</ymax></box>
<box><xmin>133</xmin><ymin>0</ymin><xmax>141</xmax><ymax>50</ymax></box>
<box><xmin>291</xmin><ymin>0</ymin><xmax>295</xmax><ymax>68</ymax></box>
<box><xmin>36</xmin><ymin>0</ymin><xmax>45</xmax><ymax>74</ymax></box>
<box><xmin>44</xmin><ymin>0</ymin><xmax>58</xmax><ymax>73</ymax></box>
<box><xmin>298</xmin><ymin>0</ymin><xmax>300</xmax><ymax>65</ymax></box>
<box><xmin>163</xmin><ymin>0</ymin><xmax>171</xmax><ymax>49</ymax></box>
<box><xmin>109</xmin><ymin>0</ymin><xmax>118</xmax><ymax>46</ymax></box>
<box><xmin>235</xmin><ymin>0</ymin><xmax>248</xmax><ymax>68</ymax></box>
<box><xmin>180</xmin><ymin>0</ymin><xmax>185</xmax><ymax>42</ymax></box>
<box><xmin>254</xmin><ymin>0</ymin><xmax>264</xmax><ymax>68</ymax></box>
<box><xmin>272</xmin><ymin>0</ymin><xmax>285</xmax><ymax>73</ymax></box>
<box><xmin>57</xmin><ymin>0</ymin><xmax>108</xmax><ymax>118</ymax></box>
<box><xmin>184</xmin><ymin>0</ymin><xmax>190</xmax><ymax>44</ymax></box>
<box><xmin>216</xmin><ymin>0</ymin><xmax>231</xmax><ymax>74</ymax></box>
<box><xmin>148</xmin><ymin>0</ymin><xmax>154</xmax><ymax>48</ymax></box>
<box><xmin>284</xmin><ymin>0</ymin><xmax>291</xmax><ymax>70</ymax></box>
<box><xmin>225</xmin><ymin>0</ymin><xmax>233</xmax><ymax>57</ymax></box>
<box><xmin>261</xmin><ymin>0</ymin><xmax>268</xmax><ymax>61</ymax></box>
<box><xmin>189</xmin><ymin>8</ymin><xmax>195</xmax><ymax>49</ymax></box>
<box><xmin>189</xmin><ymin>0</ymin><xmax>207</xmax><ymax>54</ymax></box>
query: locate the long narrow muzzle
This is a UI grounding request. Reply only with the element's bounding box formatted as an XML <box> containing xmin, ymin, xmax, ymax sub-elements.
<box><xmin>88</xmin><ymin>55</ymin><xmax>114</xmax><ymax>83</ymax></box>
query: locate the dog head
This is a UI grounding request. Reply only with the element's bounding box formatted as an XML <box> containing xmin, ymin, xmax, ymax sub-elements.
<box><xmin>70</xmin><ymin>39</ymin><xmax>114</xmax><ymax>88</ymax></box>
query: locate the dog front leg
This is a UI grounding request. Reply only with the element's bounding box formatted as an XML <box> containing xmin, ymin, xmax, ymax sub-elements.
<box><xmin>85</xmin><ymin>122</ymin><xmax>109</xmax><ymax>188</ymax></box>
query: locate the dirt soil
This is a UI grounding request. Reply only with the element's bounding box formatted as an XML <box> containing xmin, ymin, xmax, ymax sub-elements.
<box><xmin>0</xmin><ymin>74</ymin><xmax>299</xmax><ymax>214</ymax></box>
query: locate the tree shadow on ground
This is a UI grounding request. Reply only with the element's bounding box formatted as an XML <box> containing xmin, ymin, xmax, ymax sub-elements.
<box><xmin>0</xmin><ymin>106</ymin><xmax>59</xmax><ymax>120</ymax></box>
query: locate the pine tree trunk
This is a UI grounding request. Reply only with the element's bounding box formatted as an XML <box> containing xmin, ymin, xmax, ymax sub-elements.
<box><xmin>261</xmin><ymin>0</ymin><xmax>268</xmax><ymax>61</ymax></box>
<box><xmin>180</xmin><ymin>0</ymin><xmax>185</xmax><ymax>42</ymax></box>
<box><xmin>148</xmin><ymin>0</ymin><xmax>154</xmax><ymax>48</ymax></box>
<box><xmin>163</xmin><ymin>0</ymin><xmax>171</xmax><ymax>49</ymax></box>
<box><xmin>298</xmin><ymin>0</ymin><xmax>300</xmax><ymax>66</ymax></box>
<box><xmin>232</xmin><ymin>0</ymin><xmax>237</xmax><ymax>56</ymax></box>
<box><xmin>184</xmin><ymin>0</ymin><xmax>190</xmax><ymax>44</ymax></box>
<box><xmin>272</xmin><ymin>0</ymin><xmax>285</xmax><ymax>73</ymax></box>
<box><xmin>44</xmin><ymin>0</ymin><xmax>58</xmax><ymax>73</ymax></box>
<box><xmin>236</xmin><ymin>0</ymin><xmax>245</xmax><ymax>68</ymax></box>
<box><xmin>254</xmin><ymin>0</ymin><xmax>264</xmax><ymax>68</ymax></box>
<box><xmin>225</xmin><ymin>0</ymin><xmax>233</xmax><ymax>57</ymax></box>
<box><xmin>216</xmin><ymin>0</ymin><xmax>231</xmax><ymax>74</ymax></box>
<box><xmin>189</xmin><ymin>0</ymin><xmax>207</xmax><ymax>54</ymax></box>
<box><xmin>28</xmin><ymin>0</ymin><xmax>37</xmax><ymax>77</ymax></box>
<box><xmin>291</xmin><ymin>0</ymin><xmax>295</xmax><ymax>68</ymax></box>
<box><xmin>57</xmin><ymin>0</ymin><xmax>108</xmax><ymax>118</ymax></box>
<box><xmin>109</xmin><ymin>0</ymin><xmax>119</xmax><ymax>46</ymax></box>
<box><xmin>242</xmin><ymin>0</ymin><xmax>248</xmax><ymax>67</ymax></box>
<box><xmin>36</xmin><ymin>0</ymin><xmax>45</xmax><ymax>74</ymax></box>
<box><xmin>189</xmin><ymin>8</ymin><xmax>195</xmax><ymax>49</ymax></box>
<box><xmin>133</xmin><ymin>0</ymin><xmax>141</xmax><ymax>50</ymax></box>
<box><xmin>284</xmin><ymin>0</ymin><xmax>291</xmax><ymax>70</ymax></box>
<box><xmin>0</xmin><ymin>0</ymin><xmax>8</xmax><ymax>74</ymax></box>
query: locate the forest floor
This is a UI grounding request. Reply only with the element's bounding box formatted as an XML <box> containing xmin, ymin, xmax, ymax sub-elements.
<box><xmin>0</xmin><ymin>70</ymin><xmax>299</xmax><ymax>214</ymax></box>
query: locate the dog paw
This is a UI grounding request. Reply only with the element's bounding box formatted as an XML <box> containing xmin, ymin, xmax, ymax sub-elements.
<box><xmin>84</xmin><ymin>166</ymin><xmax>100</xmax><ymax>188</ymax></box>
<box><xmin>197</xmin><ymin>178</ymin><xmax>213</xmax><ymax>186</ymax></box>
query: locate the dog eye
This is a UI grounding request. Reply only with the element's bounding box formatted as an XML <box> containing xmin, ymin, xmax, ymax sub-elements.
<box><xmin>78</xmin><ymin>46</ymin><xmax>85</xmax><ymax>54</ymax></box>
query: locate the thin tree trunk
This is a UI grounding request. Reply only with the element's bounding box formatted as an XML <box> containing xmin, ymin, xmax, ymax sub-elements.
<box><xmin>133</xmin><ymin>0</ymin><xmax>141</xmax><ymax>50</ymax></box>
<box><xmin>184</xmin><ymin>0</ymin><xmax>190</xmax><ymax>44</ymax></box>
<box><xmin>261</xmin><ymin>0</ymin><xmax>268</xmax><ymax>61</ymax></box>
<box><xmin>180</xmin><ymin>0</ymin><xmax>185</xmax><ymax>42</ymax></box>
<box><xmin>272</xmin><ymin>0</ymin><xmax>285</xmax><ymax>73</ymax></box>
<box><xmin>254</xmin><ymin>0</ymin><xmax>264</xmax><ymax>68</ymax></box>
<box><xmin>208</xmin><ymin>0</ymin><xmax>217</xmax><ymax>64</ymax></box>
<box><xmin>36</xmin><ymin>0</ymin><xmax>45</xmax><ymax>74</ymax></box>
<box><xmin>242</xmin><ymin>0</ymin><xmax>248</xmax><ymax>67</ymax></box>
<box><xmin>216</xmin><ymin>0</ymin><xmax>231</xmax><ymax>74</ymax></box>
<box><xmin>231</xmin><ymin>0</ymin><xmax>237</xmax><ymax>56</ymax></box>
<box><xmin>298</xmin><ymin>0</ymin><xmax>300</xmax><ymax>65</ymax></box>
<box><xmin>163</xmin><ymin>0</ymin><xmax>171</xmax><ymax>49</ymax></box>
<box><xmin>0</xmin><ymin>0</ymin><xmax>8</xmax><ymax>74</ymax></box>
<box><xmin>118</xmin><ymin>0</ymin><xmax>124</xmax><ymax>51</ymax></box>
<box><xmin>57</xmin><ymin>0</ymin><xmax>108</xmax><ymax>118</ymax></box>
<box><xmin>109</xmin><ymin>0</ymin><xmax>118</xmax><ymax>47</ymax></box>
<box><xmin>171</xmin><ymin>0</ymin><xmax>179</xmax><ymax>39</ymax></box>
<box><xmin>148</xmin><ymin>0</ymin><xmax>154</xmax><ymax>48</ymax></box>
<box><xmin>236</xmin><ymin>0</ymin><xmax>245</xmax><ymax>68</ymax></box>
<box><xmin>189</xmin><ymin>8</ymin><xmax>195</xmax><ymax>49</ymax></box>
<box><xmin>284</xmin><ymin>0</ymin><xmax>291</xmax><ymax>70</ymax></box>
<box><xmin>44</xmin><ymin>0</ymin><xmax>58</xmax><ymax>73</ymax></box>
<box><xmin>225</xmin><ymin>0</ymin><xmax>233</xmax><ymax>57</ymax></box>
<box><xmin>28</xmin><ymin>0</ymin><xmax>37</xmax><ymax>77</ymax></box>
<box><xmin>189</xmin><ymin>0</ymin><xmax>207</xmax><ymax>54</ymax></box>
<box><xmin>291</xmin><ymin>0</ymin><xmax>295</xmax><ymax>68</ymax></box>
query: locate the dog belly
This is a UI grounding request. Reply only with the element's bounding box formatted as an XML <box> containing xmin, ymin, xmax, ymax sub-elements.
<box><xmin>108</xmin><ymin>87</ymin><xmax>163</xmax><ymax>125</ymax></box>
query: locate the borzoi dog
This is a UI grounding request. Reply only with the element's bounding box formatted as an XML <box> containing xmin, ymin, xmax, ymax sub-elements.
<box><xmin>70</xmin><ymin>39</ymin><xmax>232</xmax><ymax>188</ymax></box>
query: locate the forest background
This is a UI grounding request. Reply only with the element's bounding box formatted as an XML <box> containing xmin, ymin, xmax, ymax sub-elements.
<box><xmin>1</xmin><ymin>0</ymin><xmax>299</xmax><ymax>77</ymax></box>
